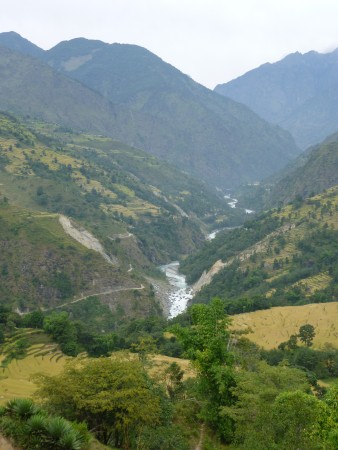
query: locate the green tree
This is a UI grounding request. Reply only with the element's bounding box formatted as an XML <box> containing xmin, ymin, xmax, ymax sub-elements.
<box><xmin>164</xmin><ymin>362</ymin><xmax>184</xmax><ymax>400</ymax></box>
<box><xmin>34</xmin><ymin>356</ymin><xmax>161</xmax><ymax>448</ymax></box>
<box><xmin>272</xmin><ymin>390</ymin><xmax>330</xmax><ymax>449</ymax></box>
<box><xmin>171</xmin><ymin>298</ymin><xmax>235</xmax><ymax>442</ymax></box>
<box><xmin>43</xmin><ymin>312</ymin><xmax>79</xmax><ymax>356</ymax></box>
<box><xmin>298</xmin><ymin>324</ymin><xmax>316</xmax><ymax>347</ymax></box>
<box><xmin>225</xmin><ymin>361</ymin><xmax>310</xmax><ymax>449</ymax></box>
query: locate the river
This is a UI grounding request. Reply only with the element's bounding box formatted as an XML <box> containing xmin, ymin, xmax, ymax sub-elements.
<box><xmin>161</xmin><ymin>193</ymin><xmax>254</xmax><ymax>318</ymax></box>
<box><xmin>160</xmin><ymin>261</ymin><xmax>193</xmax><ymax>319</ymax></box>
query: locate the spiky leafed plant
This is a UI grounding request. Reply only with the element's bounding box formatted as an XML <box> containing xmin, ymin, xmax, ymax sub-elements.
<box><xmin>45</xmin><ymin>416</ymin><xmax>72</xmax><ymax>441</ymax></box>
<box><xmin>5</xmin><ymin>398</ymin><xmax>40</xmax><ymax>420</ymax></box>
<box><xmin>58</xmin><ymin>428</ymin><xmax>86</xmax><ymax>450</ymax></box>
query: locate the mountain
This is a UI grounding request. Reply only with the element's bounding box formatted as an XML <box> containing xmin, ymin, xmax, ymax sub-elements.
<box><xmin>263</xmin><ymin>134</ymin><xmax>338</xmax><ymax>207</ymax></box>
<box><xmin>237</xmin><ymin>132</ymin><xmax>338</xmax><ymax>211</ymax></box>
<box><xmin>0</xmin><ymin>31</ymin><xmax>44</xmax><ymax>58</ymax></box>
<box><xmin>0</xmin><ymin>112</ymin><xmax>237</xmax><ymax>268</ymax></box>
<box><xmin>0</xmin><ymin>33</ymin><xmax>300</xmax><ymax>188</ymax></box>
<box><xmin>0</xmin><ymin>112</ymin><xmax>242</xmax><ymax>313</ymax></box>
<box><xmin>215</xmin><ymin>49</ymin><xmax>338</xmax><ymax>149</ymax></box>
<box><xmin>0</xmin><ymin>45</ymin><xmax>133</xmax><ymax>137</ymax></box>
<box><xmin>181</xmin><ymin>187</ymin><xmax>338</xmax><ymax>310</ymax></box>
<box><xmin>0</xmin><ymin>202</ymin><xmax>156</xmax><ymax>313</ymax></box>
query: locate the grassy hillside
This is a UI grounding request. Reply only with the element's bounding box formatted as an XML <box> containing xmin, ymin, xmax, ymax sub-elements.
<box><xmin>183</xmin><ymin>186</ymin><xmax>338</xmax><ymax>310</ymax></box>
<box><xmin>264</xmin><ymin>136</ymin><xmax>338</xmax><ymax>208</ymax></box>
<box><xmin>237</xmin><ymin>132</ymin><xmax>338</xmax><ymax>212</ymax></box>
<box><xmin>231</xmin><ymin>302</ymin><xmax>338</xmax><ymax>349</ymax></box>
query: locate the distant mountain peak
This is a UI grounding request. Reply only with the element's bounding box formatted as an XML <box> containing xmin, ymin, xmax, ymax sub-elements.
<box><xmin>215</xmin><ymin>47</ymin><xmax>338</xmax><ymax>148</ymax></box>
<box><xmin>0</xmin><ymin>31</ymin><xmax>43</xmax><ymax>58</ymax></box>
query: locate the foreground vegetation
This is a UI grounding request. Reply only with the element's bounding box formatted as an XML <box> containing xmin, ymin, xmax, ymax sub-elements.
<box><xmin>0</xmin><ymin>300</ymin><xmax>337</xmax><ymax>449</ymax></box>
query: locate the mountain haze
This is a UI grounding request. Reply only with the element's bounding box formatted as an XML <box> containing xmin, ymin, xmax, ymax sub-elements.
<box><xmin>215</xmin><ymin>49</ymin><xmax>338</xmax><ymax>149</ymax></box>
<box><xmin>0</xmin><ymin>33</ymin><xmax>300</xmax><ymax>188</ymax></box>
<box><xmin>262</xmin><ymin>133</ymin><xmax>338</xmax><ymax>207</ymax></box>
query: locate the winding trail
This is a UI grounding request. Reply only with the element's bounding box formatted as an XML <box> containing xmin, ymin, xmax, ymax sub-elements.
<box><xmin>34</xmin><ymin>285</ymin><xmax>145</xmax><ymax>313</ymax></box>
<box><xmin>195</xmin><ymin>423</ymin><xmax>205</xmax><ymax>450</ymax></box>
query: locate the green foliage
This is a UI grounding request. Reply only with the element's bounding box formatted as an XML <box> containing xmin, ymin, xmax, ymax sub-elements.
<box><xmin>136</xmin><ymin>425</ymin><xmax>189</xmax><ymax>450</ymax></box>
<box><xmin>34</xmin><ymin>357</ymin><xmax>163</xmax><ymax>448</ymax></box>
<box><xmin>164</xmin><ymin>362</ymin><xmax>185</xmax><ymax>400</ymax></box>
<box><xmin>189</xmin><ymin>196</ymin><xmax>338</xmax><ymax>311</ymax></box>
<box><xmin>225</xmin><ymin>361</ymin><xmax>311</xmax><ymax>449</ymax></box>
<box><xmin>171</xmin><ymin>298</ymin><xmax>235</xmax><ymax>442</ymax></box>
<box><xmin>264</xmin><ymin>344</ymin><xmax>338</xmax><ymax>381</ymax></box>
<box><xmin>43</xmin><ymin>312</ymin><xmax>79</xmax><ymax>356</ymax></box>
<box><xmin>272</xmin><ymin>390</ymin><xmax>332</xmax><ymax>449</ymax></box>
<box><xmin>298</xmin><ymin>323</ymin><xmax>316</xmax><ymax>347</ymax></box>
<box><xmin>0</xmin><ymin>398</ymin><xmax>90</xmax><ymax>450</ymax></box>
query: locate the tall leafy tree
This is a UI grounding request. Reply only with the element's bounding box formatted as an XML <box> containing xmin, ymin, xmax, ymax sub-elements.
<box><xmin>298</xmin><ymin>324</ymin><xmax>316</xmax><ymax>347</ymax></box>
<box><xmin>224</xmin><ymin>361</ymin><xmax>311</xmax><ymax>449</ymax></box>
<box><xmin>35</xmin><ymin>356</ymin><xmax>161</xmax><ymax>448</ymax></box>
<box><xmin>171</xmin><ymin>298</ymin><xmax>235</xmax><ymax>442</ymax></box>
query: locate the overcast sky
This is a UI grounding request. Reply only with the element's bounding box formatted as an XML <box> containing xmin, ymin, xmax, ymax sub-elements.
<box><xmin>2</xmin><ymin>0</ymin><xmax>338</xmax><ymax>88</ymax></box>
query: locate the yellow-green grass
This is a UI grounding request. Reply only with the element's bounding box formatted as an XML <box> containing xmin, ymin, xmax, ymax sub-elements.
<box><xmin>101</xmin><ymin>199</ymin><xmax>160</xmax><ymax>219</ymax></box>
<box><xmin>147</xmin><ymin>354</ymin><xmax>195</xmax><ymax>380</ymax></box>
<box><xmin>0</xmin><ymin>138</ymin><xmax>83</xmax><ymax>176</ymax></box>
<box><xmin>231</xmin><ymin>302</ymin><xmax>338</xmax><ymax>350</ymax></box>
<box><xmin>0</xmin><ymin>348</ymin><xmax>193</xmax><ymax>405</ymax></box>
<box><xmin>292</xmin><ymin>272</ymin><xmax>332</xmax><ymax>295</ymax></box>
<box><xmin>0</xmin><ymin>346</ymin><xmax>67</xmax><ymax>404</ymax></box>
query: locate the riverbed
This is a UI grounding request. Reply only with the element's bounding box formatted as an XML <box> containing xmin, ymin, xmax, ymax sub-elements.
<box><xmin>160</xmin><ymin>261</ymin><xmax>193</xmax><ymax>318</ymax></box>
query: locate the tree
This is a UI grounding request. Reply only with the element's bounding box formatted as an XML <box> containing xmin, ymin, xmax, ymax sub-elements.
<box><xmin>224</xmin><ymin>362</ymin><xmax>311</xmax><ymax>449</ymax></box>
<box><xmin>171</xmin><ymin>298</ymin><xmax>235</xmax><ymax>442</ymax></box>
<box><xmin>272</xmin><ymin>390</ymin><xmax>331</xmax><ymax>449</ymax></box>
<box><xmin>34</xmin><ymin>356</ymin><xmax>161</xmax><ymax>448</ymax></box>
<box><xmin>164</xmin><ymin>362</ymin><xmax>184</xmax><ymax>400</ymax></box>
<box><xmin>298</xmin><ymin>324</ymin><xmax>316</xmax><ymax>347</ymax></box>
<box><xmin>43</xmin><ymin>312</ymin><xmax>79</xmax><ymax>356</ymax></box>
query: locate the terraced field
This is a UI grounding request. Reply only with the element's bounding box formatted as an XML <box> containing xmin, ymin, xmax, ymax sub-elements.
<box><xmin>0</xmin><ymin>343</ymin><xmax>66</xmax><ymax>404</ymax></box>
<box><xmin>0</xmin><ymin>341</ymin><xmax>193</xmax><ymax>404</ymax></box>
<box><xmin>231</xmin><ymin>302</ymin><xmax>338</xmax><ymax>349</ymax></box>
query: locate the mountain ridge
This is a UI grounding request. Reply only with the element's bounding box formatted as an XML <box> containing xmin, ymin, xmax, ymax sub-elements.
<box><xmin>215</xmin><ymin>48</ymin><xmax>338</xmax><ymax>148</ymax></box>
<box><xmin>0</xmin><ymin>32</ymin><xmax>300</xmax><ymax>188</ymax></box>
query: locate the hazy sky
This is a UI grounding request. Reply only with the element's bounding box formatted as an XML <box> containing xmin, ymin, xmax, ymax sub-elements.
<box><xmin>2</xmin><ymin>0</ymin><xmax>338</xmax><ymax>88</ymax></box>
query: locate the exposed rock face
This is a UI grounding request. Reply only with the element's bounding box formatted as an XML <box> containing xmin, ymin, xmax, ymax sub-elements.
<box><xmin>59</xmin><ymin>215</ymin><xmax>117</xmax><ymax>265</ymax></box>
<box><xmin>192</xmin><ymin>224</ymin><xmax>295</xmax><ymax>292</ymax></box>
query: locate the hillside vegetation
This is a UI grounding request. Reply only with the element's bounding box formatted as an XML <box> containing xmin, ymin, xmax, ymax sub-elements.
<box><xmin>0</xmin><ymin>113</ymin><xmax>236</xmax><ymax>265</ymax></box>
<box><xmin>263</xmin><ymin>135</ymin><xmax>338</xmax><ymax>208</ymax></box>
<box><xmin>182</xmin><ymin>186</ymin><xmax>338</xmax><ymax>310</ymax></box>
<box><xmin>0</xmin><ymin>203</ymin><xmax>156</xmax><ymax>313</ymax></box>
<box><xmin>0</xmin><ymin>113</ymin><xmax>243</xmax><ymax>313</ymax></box>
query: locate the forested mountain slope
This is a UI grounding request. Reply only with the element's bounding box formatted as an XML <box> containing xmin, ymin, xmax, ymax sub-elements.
<box><xmin>0</xmin><ymin>32</ymin><xmax>300</xmax><ymax>188</ymax></box>
<box><xmin>264</xmin><ymin>134</ymin><xmax>338</xmax><ymax>207</ymax></box>
<box><xmin>0</xmin><ymin>113</ymin><xmax>235</xmax><ymax>266</ymax></box>
<box><xmin>181</xmin><ymin>187</ymin><xmax>338</xmax><ymax>310</ymax></box>
<box><xmin>239</xmin><ymin>132</ymin><xmax>338</xmax><ymax>211</ymax></box>
<box><xmin>215</xmin><ymin>48</ymin><xmax>338</xmax><ymax>149</ymax></box>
